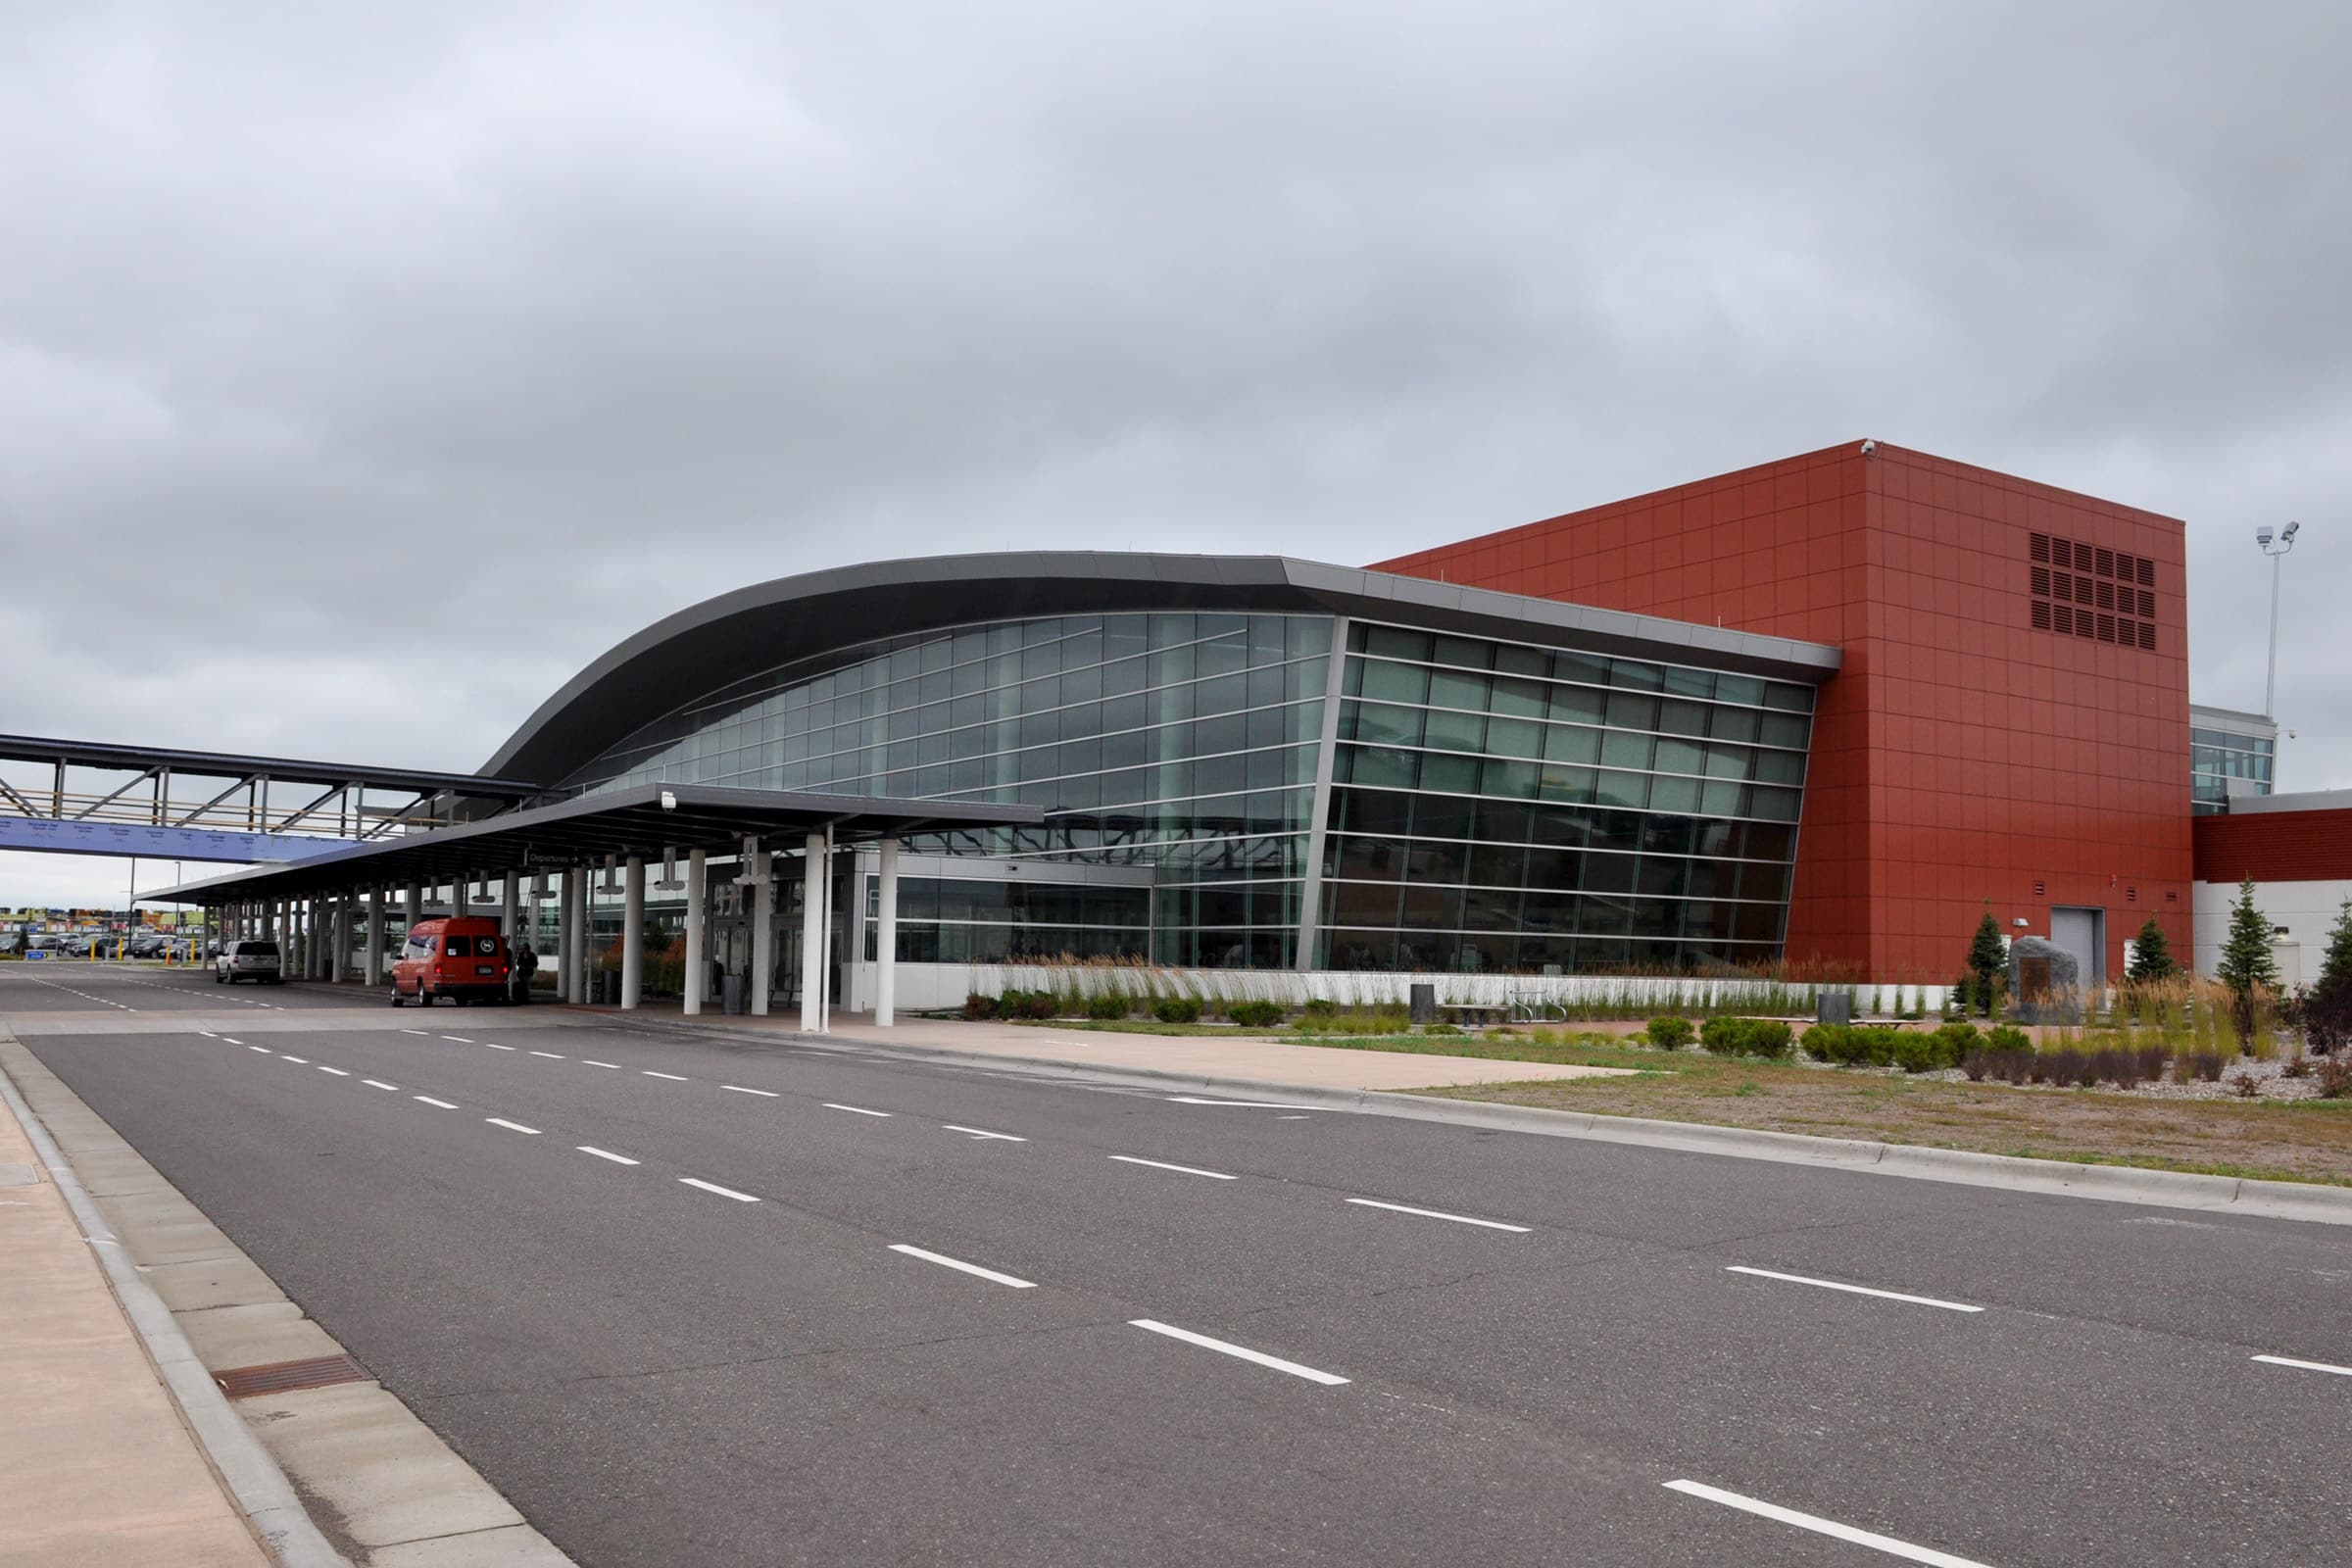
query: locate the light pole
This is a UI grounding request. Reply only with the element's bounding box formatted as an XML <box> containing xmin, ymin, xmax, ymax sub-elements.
<box><xmin>2256</xmin><ymin>520</ymin><xmax>2300</xmax><ymax>719</ymax></box>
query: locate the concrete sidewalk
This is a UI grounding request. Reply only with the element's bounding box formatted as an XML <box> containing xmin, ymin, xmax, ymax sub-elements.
<box><xmin>0</xmin><ymin>1090</ymin><xmax>274</xmax><ymax>1568</ymax></box>
<box><xmin>564</xmin><ymin>996</ymin><xmax>1629</xmax><ymax>1091</ymax></box>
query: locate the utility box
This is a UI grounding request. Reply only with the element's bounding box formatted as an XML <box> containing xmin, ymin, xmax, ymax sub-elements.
<box><xmin>1409</xmin><ymin>982</ymin><xmax>1437</xmax><ymax>1025</ymax></box>
<box><xmin>722</xmin><ymin>973</ymin><xmax>746</xmax><ymax>1016</ymax></box>
<box><xmin>1815</xmin><ymin>990</ymin><xmax>1852</xmax><ymax>1026</ymax></box>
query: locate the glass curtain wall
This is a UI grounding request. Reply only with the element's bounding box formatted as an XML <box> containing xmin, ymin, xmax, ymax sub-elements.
<box><xmin>561</xmin><ymin>612</ymin><xmax>1333</xmax><ymax>967</ymax></box>
<box><xmin>2189</xmin><ymin>726</ymin><xmax>2275</xmax><ymax>813</ymax></box>
<box><xmin>1320</xmin><ymin>623</ymin><xmax>1813</xmax><ymax>971</ymax></box>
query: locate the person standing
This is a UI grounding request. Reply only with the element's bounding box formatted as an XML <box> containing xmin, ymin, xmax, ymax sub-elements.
<box><xmin>511</xmin><ymin>933</ymin><xmax>539</xmax><ymax>1004</ymax></box>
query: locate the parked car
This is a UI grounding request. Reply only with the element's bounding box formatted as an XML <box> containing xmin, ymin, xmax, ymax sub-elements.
<box><xmin>214</xmin><ymin>939</ymin><xmax>283</xmax><ymax>984</ymax></box>
<box><xmin>389</xmin><ymin>917</ymin><xmax>512</xmax><ymax>1006</ymax></box>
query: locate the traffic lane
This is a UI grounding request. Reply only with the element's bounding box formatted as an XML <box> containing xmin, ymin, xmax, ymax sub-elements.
<box><xmin>18</xmin><ymin>1030</ymin><xmax>1817</xmax><ymax>1568</ymax></box>
<box><xmin>326</xmin><ymin>1013</ymin><xmax>2352</xmax><ymax>1363</ymax></box>
<box><xmin>18</xmin><ymin>1029</ymin><xmax>1117</xmax><ymax>1392</ymax></box>
<box><xmin>92</xmin><ymin>968</ymin><xmax>406</xmax><ymax>1011</ymax></box>
<box><xmin>0</xmin><ymin>969</ymin><xmax>133</xmax><ymax>1011</ymax></box>
<box><xmin>84</xmin><ymin>1023</ymin><xmax>2352</xmax><ymax>1568</ymax></box>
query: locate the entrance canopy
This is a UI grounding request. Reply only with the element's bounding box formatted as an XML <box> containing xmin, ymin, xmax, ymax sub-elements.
<box><xmin>138</xmin><ymin>783</ymin><xmax>1044</xmax><ymax>906</ymax></box>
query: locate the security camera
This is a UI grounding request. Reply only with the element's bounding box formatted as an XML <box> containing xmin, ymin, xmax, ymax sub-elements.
<box><xmin>2283</xmin><ymin>519</ymin><xmax>2300</xmax><ymax>543</ymax></box>
<box><xmin>2257</xmin><ymin>526</ymin><xmax>2275</xmax><ymax>547</ymax></box>
<box><xmin>1859</xmin><ymin>439</ymin><xmax>1877</xmax><ymax>457</ymax></box>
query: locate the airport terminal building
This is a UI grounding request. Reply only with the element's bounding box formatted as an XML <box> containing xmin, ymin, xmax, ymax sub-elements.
<box><xmin>161</xmin><ymin>440</ymin><xmax>2232</xmax><ymax>1011</ymax></box>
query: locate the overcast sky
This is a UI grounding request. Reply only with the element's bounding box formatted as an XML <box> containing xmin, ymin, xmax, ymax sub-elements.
<box><xmin>4</xmin><ymin>2</ymin><xmax>2348</xmax><ymax>909</ymax></box>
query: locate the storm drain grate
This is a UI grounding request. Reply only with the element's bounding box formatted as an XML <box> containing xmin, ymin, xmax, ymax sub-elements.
<box><xmin>214</xmin><ymin>1353</ymin><xmax>371</xmax><ymax>1399</ymax></box>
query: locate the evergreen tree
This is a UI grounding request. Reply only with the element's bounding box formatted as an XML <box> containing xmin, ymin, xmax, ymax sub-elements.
<box><xmin>1966</xmin><ymin>906</ymin><xmax>2007</xmax><ymax>1017</ymax></box>
<box><xmin>2216</xmin><ymin>877</ymin><xmax>2280</xmax><ymax>1052</ymax></box>
<box><xmin>2127</xmin><ymin>916</ymin><xmax>2176</xmax><ymax>982</ymax></box>
<box><xmin>2305</xmin><ymin>899</ymin><xmax>2352</xmax><ymax>1054</ymax></box>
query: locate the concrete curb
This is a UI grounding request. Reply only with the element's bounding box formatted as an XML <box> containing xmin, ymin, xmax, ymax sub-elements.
<box><xmin>0</xmin><ymin>1031</ymin><xmax>351</xmax><ymax>1568</ymax></box>
<box><xmin>616</xmin><ymin>1014</ymin><xmax>2352</xmax><ymax>1226</ymax></box>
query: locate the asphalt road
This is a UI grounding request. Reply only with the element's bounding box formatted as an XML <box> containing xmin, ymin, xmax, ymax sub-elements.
<box><xmin>7</xmin><ymin>963</ymin><xmax>2349</xmax><ymax>1567</ymax></box>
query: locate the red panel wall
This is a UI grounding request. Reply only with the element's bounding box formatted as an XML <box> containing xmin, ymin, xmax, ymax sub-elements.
<box><xmin>1372</xmin><ymin>441</ymin><xmax>2194</xmax><ymax>979</ymax></box>
<box><xmin>2194</xmin><ymin>810</ymin><xmax>2352</xmax><ymax>886</ymax></box>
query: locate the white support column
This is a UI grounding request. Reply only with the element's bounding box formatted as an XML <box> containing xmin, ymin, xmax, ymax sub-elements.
<box><xmin>875</xmin><ymin>838</ymin><xmax>899</xmax><ymax>1028</ymax></box>
<box><xmin>365</xmin><ymin>888</ymin><xmax>384</xmax><ymax>986</ymax></box>
<box><xmin>750</xmin><ymin>848</ymin><xmax>774</xmax><ymax>1017</ymax></box>
<box><xmin>683</xmin><ymin>850</ymin><xmax>708</xmax><ymax>1017</ymax></box>
<box><xmin>450</xmin><ymin>874</ymin><xmax>469</xmax><ymax>918</ymax></box>
<box><xmin>574</xmin><ymin>867</ymin><xmax>594</xmax><ymax>1004</ymax></box>
<box><xmin>404</xmin><ymin>881</ymin><xmax>423</xmax><ymax>937</ymax></box>
<box><xmin>799</xmin><ymin>833</ymin><xmax>823</xmax><ymax>1031</ymax></box>
<box><xmin>500</xmin><ymin>872</ymin><xmax>519</xmax><ymax>950</ymax></box>
<box><xmin>557</xmin><ymin>868</ymin><xmax>577</xmax><ymax>1004</ymax></box>
<box><xmin>620</xmin><ymin>856</ymin><xmax>645</xmax><ymax>1010</ymax></box>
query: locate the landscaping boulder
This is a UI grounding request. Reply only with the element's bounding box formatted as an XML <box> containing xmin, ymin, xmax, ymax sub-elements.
<box><xmin>2007</xmin><ymin>935</ymin><xmax>2082</xmax><ymax>1025</ymax></box>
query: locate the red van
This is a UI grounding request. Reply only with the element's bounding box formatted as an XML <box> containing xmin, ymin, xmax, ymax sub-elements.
<box><xmin>390</xmin><ymin>917</ymin><xmax>512</xmax><ymax>1006</ymax></box>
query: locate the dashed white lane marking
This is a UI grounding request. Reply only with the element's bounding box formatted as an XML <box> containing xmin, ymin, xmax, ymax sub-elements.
<box><xmin>942</xmin><ymin>1124</ymin><xmax>1025</xmax><ymax>1142</ymax></box>
<box><xmin>317</xmin><ymin>1066</ymin><xmax>351</xmax><ymax>1076</ymax></box>
<box><xmin>529</xmin><ymin>1051</ymin><xmax>565</xmax><ymax>1058</ymax></box>
<box><xmin>1278</xmin><ymin>1114</ymin><xmax>1311</xmax><ymax>1120</ymax></box>
<box><xmin>363</xmin><ymin>1080</ymin><xmax>400</xmax><ymax>1092</ymax></box>
<box><xmin>1662</xmin><ymin>1480</ymin><xmax>1992</xmax><ymax>1567</ymax></box>
<box><xmin>1347</xmin><ymin>1198</ymin><xmax>1530</xmax><ymax>1233</ymax></box>
<box><xmin>1109</xmin><ymin>1154</ymin><xmax>1237</xmax><ymax>1181</ymax></box>
<box><xmin>483</xmin><ymin>1043</ymin><xmax>516</xmax><ymax>1052</ymax></box>
<box><xmin>680</xmin><ymin>1177</ymin><xmax>759</xmax><ymax>1202</ymax></box>
<box><xmin>441</xmin><ymin>1035</ymin><xmax>474</xmax><ymax>1043</ymax></box>
<box><xmin>1165</xmin><ymin>1096</ymin><xmax>1324</xmax><ymax>1110</ymax></box>
<box><xmin>643</xmin><ymin>1070</ymin><xmax>688</xmax><ymax>1081</ymax></box>
<box><xmin>822</xmin><ymin>1102</ymin><xmax>891</xmax><ymax>1117</ymax></box>
<box><xmin>583</xmin><ymin>1059</ymin><xmax>621</xmax><ymax>1069</ymax></box>
<box><xmin>220</xmin><ymin>1038</ymin><xmax>243</xmax><ymax>1046</ymax></box>
<box><xmin>722</xmin><ymin>1084</ymin><xmax>779</xmax><ymax>1098</ymax></box>
<box><xmin>247</xmin><ymin>1046</ymin><xmax>270</xmax><ymax>1053</ymax></box>
<box><xmin>2253</xmin><ymin>1353</ymin><xmax>2352</xmax><ymax>1377</ymax></box>
<box><xmin>486</xmin><ymin>1117</ymin><xmax>543</xmax><ymax>1136</ymax></box>
<box><xmin>1127</xmin><ymin>1319</ymin><xmax>1348</xmax><ymax>1386</ymax></box>
<box><xmin>400</xmin><ymin>1029</ymin><xmax>429</xmax><ymax>1037</ymax></box>
<box><xmin>888</xmin><ymin>1244</ymin><xmax>1036</xmax><ymax>1289</ymax></box>
<box><xmin>414</xmin><ymin>1096</ymin><xmax>459</xmax><ymax>1109</ymax></box>
<box><xmin>577</xmin><ymin>1146</ymin><xmax>640</xmax><ymax>1165</ymax></box>
<box><xmin>279</xmin><ymin>1055</ymin><xmax>310</xmax><ymax>1064</ymax></box>
<box><xmin>1724</xmin><ymin>1266</ymin><xmax>1983</xmax><ymax>1314</ymax></box>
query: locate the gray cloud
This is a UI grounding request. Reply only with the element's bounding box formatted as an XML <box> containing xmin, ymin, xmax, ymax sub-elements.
<box><xmin>4</xmin><ymin>1</ymin><xmax>2348</xmax><ymax>906</ymax></box>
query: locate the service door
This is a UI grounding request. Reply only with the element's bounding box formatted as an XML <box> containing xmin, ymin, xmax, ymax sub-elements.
<box><xmin>2050</xmin><ymin>906</ymin><xmax>2105</xmax><ymax>991</ymax></box>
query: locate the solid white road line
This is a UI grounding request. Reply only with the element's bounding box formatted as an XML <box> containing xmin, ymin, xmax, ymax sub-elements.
<box><xmin>680</xmin><ymin>1177</ymin><xmax>760</xmax><ymax>1202</ymax></box>
<box><xmin>1109</xmin><ymin>1154</ymin><xmax>1237</xmax><ymax>1180</ymax></box>
<box><xmin>317</xmin><ymin>1066</ymin><xmax>351</xmax><ymax>1076</ymax></box>
<box><xmin>529</xmin><ymin>1051</ymin><xmax>565</xmax><ymax>1058</ymax></box>
<box><xmin>1724</xmin><ymin>1266</ymin><xmax>1984</xmax><ymax>1314</ymax></box>
<box><xmin>482</xmin><ymin>1043</ymin><xmax>516</xmax><ymax>1051</ymax></box>
<box><xmin>1165</xmin><ymin>1096</ymin><xmax>1324</xmax><ymax>1110</ymax></box>
<box><xmin>363</xmin><ymin>1080</ymin><xmax>400</xmax><ymax>1091</ymax></box>
<box><xmin>2253</xmin><ymin>1353</ymin><xmax>2352</xmax><ymax>1377</ymax></box>
<box><xmin>942</xmin><ymin>1124</ymin><xmax>1026</xmax><ymax>1142</ymax></box>
<box><xmin>280</xmin><ymin>1055</ymin><xmax>310</xmax><ymax>1064</ymax></box>
<box><xmin>414</xmin><ymin>1096</ymin><xmax>459</xmax><ymax>1109</ymax></box>
<box><xmin>888</xmin><ymin>1244</ymin><xmax>1037</xmax><ymax>1289</ymax></box>
<box><xmin>1662</xmin><ymin>1480</ymin><xmax>1992</xmax><ymax>1567</ymax></box>
<box><xmin>643</xmin><ymin>1070</ymin><xmax>688</xmax><ymax>1081</ymax></box>
<box><xmin>1127</xmin><ymin>1319</ymin><xmax>1348</xmax><ymax>1386</ymax></box>
<box><xmin>486</xmin><ymin>1117</ymin><xmax>542</xmax><ymax>1135</ymax></box>
<box><xmin>722</xmin><ymin>1084</ymin><xmax>779</xmax><ymax>1097</ymax></box>
<box><xmin>822</xmin><ymin>1102</ymin><xmax>891</xmax><ymax>1117</ymax></box>
<box><xmin>1347</xmin><ymin>1198</ymin><xmax>1530</xmax><ymax>1233</ymax></box>
<box><xmin>583</xmin><ymin>1059</ymin><xmax>622</xmax><ymax>1068</ymax></box>
<box><xmin>577</xmin><ymin>1146</ymin><xmax>640</xmax><ymax>1165</ymax></box>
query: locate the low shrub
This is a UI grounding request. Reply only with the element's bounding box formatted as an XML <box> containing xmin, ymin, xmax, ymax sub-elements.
<box><xmin>996</xmin><ymin>989</ymin><xmax>1057</xmax><ymax>1021</ymax></box>
<box><xmin>1934</xmin><ymin>1021</ymin><xmax>1982</xmax><ymax>1062</ymax></box>
<box><xmin>1960</xmin><ymin>1049</ymin><xmax>1992</xmax><ymax>1082</ymax></box>
<box><xmin>1702</xmin><ymin>1016</ymin><xmax>1793</xmax><ymax>1058</ymax></box>
<box><xmin>963</xmin><ymin>991</ymin><xmax>996</xmax><ymax>1020</ymax></box>
<box><xmin>1152</xmin><ymin>995</ymin><xmax>1203</xmax><ymax>1024</ymax></box>
<box><xmin>1420</xmin><ymin>1022</ymin><xmax>1466</xmax><ymax>1037</ymax></box>
<box><xmin>2317</xmin><ymin>1054</ymin><xmax>2352</xmax><ymax>1099</ymax></box>
<box><xmin>1985</xmin><ymin>1025</ymin><xmax>2033</xmax><ymax>1053</ymax></box>
<box><xmin>1227</xmin><ymin>1000</ymin><xmax>1285</xmax><ymax>1028</ymax></box>
<box><xmin>1802</xmin><ymin>1023</ymin><xmax>1910</xmax><ymax>1068</ymax></box>
<box><xmin>2229</xmin><ymin>1069</ymin><xmax>2263</xmax><ymax>1099</ymax></box>
<box><xmin>1087</xmin><ymin>992</ymin><xmax>1133</xmax><ymax>1020</ymax></box>
<box><xmin>2178</xmin><ymin>1051</ymin><xmax>2225</xmax><ymax>1084</ymax></box>
<box><xmin>1299</xmin><ymin>1004</ymin><xmax>1413</xmax><ymax>1035</ymax></box>
<box><xmin>1301</xmin><ymin>998</ymin><xmax>1340</xmax><ymax>1018</ymax></box>
<box><xmin>1892</xmin><ymin>1032</ymin><xmax>1943</xmax><ymax>1073</ymax></box>
<box><xmin>1646</xmin><ymin>1015</ymin><xmax>1693</xmax><ymax>1051</ymax></box>
<box><xmin>2042</xmin><ymin>1049</ymin><xmax>2091</xmax><ymax>1088</ymax></box>
<box><xmin>2281</xmin><ymin>1051</ymin><xmax>2313</xmax><ymax>1080</ymax></box>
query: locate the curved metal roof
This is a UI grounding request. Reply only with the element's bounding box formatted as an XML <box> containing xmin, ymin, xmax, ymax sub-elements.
<box><xmin>482</xmin><ymin>552</ymin><xmax>1842</xmax><ymax>790</ymax></box>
